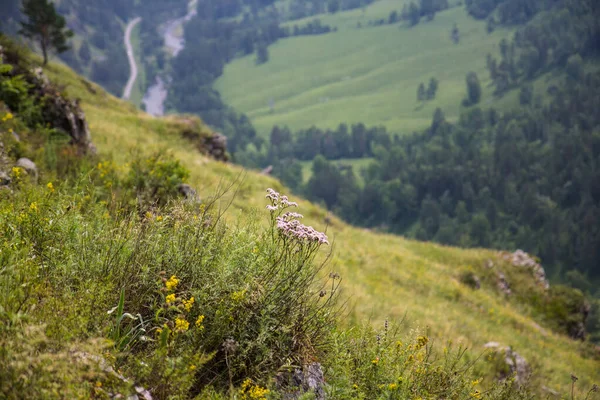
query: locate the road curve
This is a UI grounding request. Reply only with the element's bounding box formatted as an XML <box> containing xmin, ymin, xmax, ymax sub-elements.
<box><xmin>122</xmin><ymin>17</ymin><xmax>142</xmax><ymax>100</ymax></box>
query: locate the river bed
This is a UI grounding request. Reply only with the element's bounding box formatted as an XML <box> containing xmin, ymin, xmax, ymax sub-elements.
<box><xmin>142</xmin><ymin>0</ymin><xmax>197</xmax><ymax>116</ymax></box>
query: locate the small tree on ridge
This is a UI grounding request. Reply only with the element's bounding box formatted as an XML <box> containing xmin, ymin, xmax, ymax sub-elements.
<box><xmin>20</xmin><ymin>0</ymin><xmax>73</xmax><ymax>65</ymax></box>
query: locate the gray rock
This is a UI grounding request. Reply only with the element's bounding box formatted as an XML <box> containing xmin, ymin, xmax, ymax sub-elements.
<box><xmin>0</xmin><ymin>170</ymin><xmax>10</xmax><ymax>186</ymax></box>
<box><xmin>503</xmin><ymin>249</ymin><xmax>549</xmax><ymax>289</ymax></box>
<box><xmin>484</xmin><ymin>343</ymin><xmax>530</xmax><ymax>386</ymax></box>
<box><xmin>16</xmin><ymin>158</ymin><xmax>38</xmax><ymax>180</ymax></box>
<box><xmin>497</xmin><ymin>272</ymin><xmax>511</xmax><ymax>295</ymax></box>
<box><xmin>177</xmin><ymin>184</ymin><xmax>199</xmax><ymax>202</ymax></box>
<box><xmin>275</xmin><ymin>363</ymin><xmax>326</xmax><ymax>400</ymax></box>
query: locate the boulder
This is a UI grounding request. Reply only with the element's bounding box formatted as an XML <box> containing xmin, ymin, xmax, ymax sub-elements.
<box><xmin>177</xmin><ymin>184</ymin><xmax>199</xmax><ymax>202</ymax></box>
<box><xmin>16</xmin><ymin>158</ymin><xmax>38</xmax><ymax>180</ymax></box>
<box><xmin>0</xmin><ymin>170</ymin><xmax>10</xmax><ymax>186</ymax></box>
<box><xmin>275</xmin><ymin>363</ymin><xmax>326</xmax><ymax>400</ymax></box>
<box><xmin>484</xmin><ymin>343</ymin><xmax>530</xmax><ymax>386</ymax></box>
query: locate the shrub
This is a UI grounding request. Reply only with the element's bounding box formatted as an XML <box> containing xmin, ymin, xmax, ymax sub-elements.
<box><xmin>124</xmin><ymin>151</ymin><xmax>189</xmax><ymax>207</ymax></box>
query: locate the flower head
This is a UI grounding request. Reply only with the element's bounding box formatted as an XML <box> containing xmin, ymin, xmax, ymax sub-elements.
<box><xmin>166</xmin><ymin>293</ymin><xmax>176</xmax><ymax>304</ymax></box>
<box><xmin>46</xmin><ymin>182</ymin><xmax>55</xmax><ymax>192</ymax></box>
<box><xmin>174</xmin><ymin>317</ymin><xmax>189</xmax><ymax>332</ymax></box>
<box><xmin>195</xmin><ymin>315</ymin><xmax>205</xmax><ymax>331</ymax></box>
<box><xmin>165</xmin><ymin>275</ymin><xmax>179</xmax><ymax>291</ymax></box>
<box><xmin>183</xmin><ymin>296</ymin><xmax>195</xmax><ymax>312</ymax></box>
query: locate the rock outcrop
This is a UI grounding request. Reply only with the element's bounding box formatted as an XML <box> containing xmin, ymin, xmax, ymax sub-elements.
<box><xmin>181</xmin><ymin>129</ymin><xmax>229</xmax><ymax>162</ymax></box>
<box><xmin>30</xmin><ymin>67</ymin><xmax>96</xmax><ymax>154</ymax></box>
<box><xmin>1</xmin><ymin>44</ymin><xmax>96</xmax><ymax>155</ymax></box>
<box><xmin>502</xmin><ymin>249</ymin><xmax>549</xmax><ymax>289</ymax></box>
<box><xmin>275</xmin><ymin>363</ymin><xmax>326</xmax><ymax>400</ymax></box>
<box><xmin>484</xmin><ymin>342</ymin><xmax>530</xmax><ymax>386</ymax></box>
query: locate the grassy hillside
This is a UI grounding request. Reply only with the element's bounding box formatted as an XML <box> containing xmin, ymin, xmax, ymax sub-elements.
<box><xmin>214</xmin><ymin>1</ymin><xmax>520</xmax><ymax>137</ymax></box>
<box><xmin>38</xmin><ymin>53</ymin><xmax>600</xmax><ymax>396</ymax></box>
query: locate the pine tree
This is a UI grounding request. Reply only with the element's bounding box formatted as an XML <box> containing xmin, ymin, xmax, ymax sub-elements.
<box><xmin>417</xmin><ymin>83</ymin><xmax>426</xmax><ymax>102</ymax></box>
<box><xmin>256</xmin><ymin>43</ymin><xmax>269</xmax><ymax>65</ymax></box>
<box><xmin>464</xmin><ymin>72</ymin><xmax>481</xmax><ymax>105</ymax></box>
<box><xmin>20</xmin><ymin>0</ymin><xmax>73</xmax><ymax>65</ymax></box>
<box><xmin>426</xmin><ymin>77</ymin><xmax>439</xmax><ymax>100</ymax></box>
<box><xmin>408</xmin><ymin>2</ymin><xmax>421</xmax><ymax>26</ymax></box>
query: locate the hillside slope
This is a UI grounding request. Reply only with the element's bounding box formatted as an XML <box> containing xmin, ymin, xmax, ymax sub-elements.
<box><xmin>40</xmin><ymin>52</ymin><xmax>600</xmax><ymax>395</ymax></box>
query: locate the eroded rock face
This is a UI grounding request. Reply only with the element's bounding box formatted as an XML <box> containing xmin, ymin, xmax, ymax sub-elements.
<box><xmin>275</xmin><ymin>363</ymin><xmax>326</xmax><ymax>400</ymax></box>
<box><xmin>502</xmin><ymin>249</ymin><xmax>549</xmax><ymax>289</ymax></box>
<box><xmin>181</xmin><ymin>129</ymin><xmax>229</xmax><ymax>162</ymax></box>
<box><xmin>484</xmin><ymin>343</ymin><xmax>530</xmax><ymax>386</ymax></box>
<box><xmin>31</xmin><ymin>68</ymin><xmax>96</xmax><ymax>154</ymax></box>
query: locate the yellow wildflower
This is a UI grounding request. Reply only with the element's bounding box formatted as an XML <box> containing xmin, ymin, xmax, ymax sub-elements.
<box><xmin>174</xmin><ymin>317</ymin><xmax>189</xmax><ymax>332</ymax></box>
<box><xmin>95</xmin><ymin>381</ymin><xmax>102</xmax><ymax>388</ymax></box>
<box><xmin>195</xmin><ymin>315</ymin><xmax>205</xmax><ymax>331</ymax></box>
<box><xmin>156</xmin><ymin>215</ymin><xmax>163</xmax><ymax>222</ymax></box>
<box><xmin>231</xmin><ymin>290</ymin><xmax>246</xmax><ymax>302</ymax></box>
<box><xmin>46</xmin><ymin>182</ymin><xmax>54</xmax><ymax>192</ymax></box>
<box><xmin>11</xmin><ymin>167</ymin><xmax>21</xmax><ymax>178</ymax></box>
<box><xmin>165</xmin><ymin>275</ymin><xmax>179</xmax><ymax>291</ymax></box>
<box><xmin>471</xmin><ymin>379</ymin><xmax>481</xmax><ymax>386</ymax></box>
<box><xmin>1</xmin><ymin>112</ymin><xmax>13</xmax><ymax>122</ymax></box>
<box><xmin>29</xmin><ymin>202</ymin><xmax>38</xmax><ymax>212</ymax></box>
<box><xmin>183</xmin><ymin>296</ymin><xmax>195</xmax><ymax>312</ymax></box>
<box><xmin>371</xmin><ymin>357</ymin><xmax>379</xmax><ymax>365</ymax></box>
<box><xmin>470</xmin><ymin>390</ymin><xmax>482</xmax><ymax>399</ymax></box>
<box><xmin>352</xmin><ymin>384</ymin><xmax>359</xmax><ymax>390</ymax></box>
<box><xmin>166</xmin><ymin>293</ymin><xmax>176</xmax><ymax>304</ymax></box>
<box><xmin>189</xmin><ymin>364</ymin><xmax>196</xmax><ymax>371</ymax></box>
<box><xmin>416</xmin><ymin>335</ymin><xmax>429</xmax><ymax>349</ymax></box>
<box><xmin>249</xmin><ymin>385</ymin><xmax>269</xmax><ymax>399</ymax></box>
<box><xmin>388</xmin><ymin>383</ymin><xmax>398</xmax><ymax>390</ymax></box>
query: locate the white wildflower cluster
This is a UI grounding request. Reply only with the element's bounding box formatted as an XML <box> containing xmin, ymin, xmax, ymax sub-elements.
<box><xmin>266</xmin><ymin>188</ymin><xmax>298</xmax><ymax>210</ymax></box>
<box><xmin>266</xmin><ymin>188</ymin><xmax>329</xmax><ymax>245</ymax></box>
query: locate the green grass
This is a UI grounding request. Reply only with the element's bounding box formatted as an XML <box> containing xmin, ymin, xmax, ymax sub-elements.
<box><xmin>300</xmin><ymin>157</ymin><xmax>374</xmax><ymax>185</ymax></box>
<box><xmin>33</xmin><ymin>58</ymin><xmax>600</xmax><ymax>396</ymax></box>
<box><xmin>215</xmin><ymin>1</ymin><xmax>516</xmax><ymax>137</ymax></box>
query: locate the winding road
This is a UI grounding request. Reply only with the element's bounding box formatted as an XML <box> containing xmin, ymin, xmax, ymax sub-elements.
<box><xmin>122</xmin><ymin>17</ymin><xmax>142</xmax><ymax>100</ymax></box>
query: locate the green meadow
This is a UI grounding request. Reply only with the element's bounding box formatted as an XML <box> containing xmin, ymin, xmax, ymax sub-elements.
<box><xmin>215</xmin><ymin>1</ymin><xmax>516</xmax><ymax>137</ymax></box>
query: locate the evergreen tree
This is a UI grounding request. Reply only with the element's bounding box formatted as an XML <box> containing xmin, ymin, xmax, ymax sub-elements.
<box><xmin>408</xmin><ymin>2</ymin><xmax>421</xmax><ymax>26</ymax></box>
<box><xmin>451</xmin><ymin>23</ymin><xmax>460</xmax><ymax>44</ymax></box>
<box><xmin>256</xmin><ymin>43</ymin><xmax>269</xmax><ymax>65</ymax></box>
<box><xmin>426</xmin><ymin>77</ymin><xmax>439</xmax><ymax>100</ymax></box>
<box><xmin>417</xmin><ymin>83</ymin><xmax>426</xmax><ymax>102</ymax></box>
<box><xmin>19</xmin><ymin>0</ymin><xmax>73</xmax><ymax>65</ymax></box>
<box><xmin>464</xmin><ymin>72</ymin><xmax>482</xmax><ymax>105</ymax></box>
